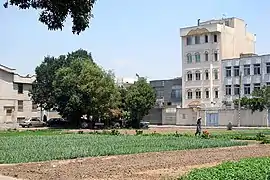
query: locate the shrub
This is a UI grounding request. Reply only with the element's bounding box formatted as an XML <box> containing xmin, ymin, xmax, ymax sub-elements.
<box><xmin>201</xmin><ymin>131</ymin><xmax>210</xmax><ymax>139</ymax></box>
<box><xmin>110</xmin><ymin>129</ymin><xmax>120</xmax><ymax>136</ymax></box>
<box><xmin>256</xmin><ymin>132</ymin><xmax>266</xmax><ymax>140</ymax></box>
<box><xmin>135</xmin><ymin>130</ymin><xmax>143</xmax><ymax>135</ymax></box>
<box><xmin>227</xmin><ymin>122</ymin><xmax>233</xmax><ymax>130</ymax></box>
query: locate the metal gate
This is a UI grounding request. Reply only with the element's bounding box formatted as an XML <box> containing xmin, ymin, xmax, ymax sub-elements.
<box><xmin>206</xmin><ymin>112</ymin><xmax>219</xmax><ymax>126</ymax></box>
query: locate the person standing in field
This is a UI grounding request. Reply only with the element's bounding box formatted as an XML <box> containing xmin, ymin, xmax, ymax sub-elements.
<box><xmin>195</xmin><ymin>117</ymin><xmax>202</xmax><ymax>136</ymax></box>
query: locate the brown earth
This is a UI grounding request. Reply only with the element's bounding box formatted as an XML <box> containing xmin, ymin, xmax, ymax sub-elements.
<box><xmin>0</xmin><ymin>145</ymin><xmax>270</xmax><ymax>180</ymax></box>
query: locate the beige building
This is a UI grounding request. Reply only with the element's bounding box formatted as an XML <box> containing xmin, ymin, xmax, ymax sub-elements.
<box><xmin>180</xmin><ymin>17</ymin><xmax>256</xmax><ymax>109</ymax></box>
<box><xmin>0</xmin><ymin>64</ymin><xmax>40</xmax><ymax>124</ymax></box>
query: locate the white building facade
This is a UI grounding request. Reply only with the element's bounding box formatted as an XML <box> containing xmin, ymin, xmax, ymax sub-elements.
<box><xmin>222</xmin><ymin>54</ymin><xmax>270</xmax><ymax>105</ymax></box>
<box><xmin>180</xmin><ymin>17</ymin><xmax>256</xmax><ymax>109</ymax></box>
<box><xmin>0</xmin><ymin>65</ymin><xmax>39</xmax><ymax>124</ymax></box>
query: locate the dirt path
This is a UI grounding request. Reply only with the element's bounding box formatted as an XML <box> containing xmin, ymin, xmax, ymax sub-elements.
<box><xmin>0</xmin><ymin>145</ymin><xmax>270</xmax><ymax>180</ymax></box>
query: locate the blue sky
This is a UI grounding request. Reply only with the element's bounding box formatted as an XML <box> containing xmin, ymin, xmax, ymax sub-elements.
<box><xmin>1</xmin><ymin>0</ymin><xmax>270</xmax><ymax>80</ymax></box>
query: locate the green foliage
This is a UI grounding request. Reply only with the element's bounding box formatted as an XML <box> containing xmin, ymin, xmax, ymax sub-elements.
<box><xmin>125</xmin><ymin>78</ymin><xmax>156</xmax><ymax>128</ymax></box>
<box><xmin>0</xmin><ymin>134</ymin><xmax>246</xmax><ymax>164</ymax></box>
<box><xmin>234</xmin><ymin>86</ymin><xmax>270</xmax><ymax>113</ymax></box>
<box><xmin>179</xmin><ymin>157</ymin><xmax>270</xmax><ymax>180</ymax></box>
<box><xmin>30</xmin><ymin>49</ymin><xmax>93</xmax><ymax>111</ymax></box>
<box><xmin>135</xmin><ymin>130</ymin><xmax>143</xmax><ymax>135</ymax></box>
<box><xmin>53</xmin><ymin>58</ymin><xmax>120</xmax><ymax>121</ymax></box>
<box><xmin>4</xmin><ymin>0</ymin><xmax>96</xmax><ymax>34</ymax></box>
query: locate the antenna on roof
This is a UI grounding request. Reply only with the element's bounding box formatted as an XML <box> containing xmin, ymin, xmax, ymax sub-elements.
<box><xmin>222</xmin><ymin>13</ymin><xmax>226</xmax><ymax>19</ymax></box>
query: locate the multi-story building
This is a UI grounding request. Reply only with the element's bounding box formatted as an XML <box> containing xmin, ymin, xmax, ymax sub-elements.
<box><xmin>115</xmin><ymin>77</ymin><xmax>136</xmax><ymax>88</ymax></box>
<box><xmin>0</xmin><ymin>64</ymin><xmax>39</xmax><ymax>123</ymax></box>
<box><xmin>222</xmin><ymin>54</ymin><xmax>270</xmax><ymax>106</ymax></box>
<box><xmin>180</xmin><ymin>17</ymin><xmax>256</xmax><ymax>109</ymax></box>
<box><xmin>150</xmin><ymin>77</ymin><xmax>182</xmax><ymax>107</ymax></box>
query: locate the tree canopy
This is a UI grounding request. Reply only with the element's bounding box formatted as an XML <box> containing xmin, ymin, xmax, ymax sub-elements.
<box><xmin>30</xmin><ymin>49</ymin><xmax>93</xmax><ymax>111</ymax></box>
<box><xmin>4</xmin><ymin>0</ymin><xmax>96</xmax><ymax>34</ymax></box>
<box><xmin>234</xmin><ymin>86</ymin><xmax>270</xmax><ymax>112</ymax></box>
<box><xmin>53</xmin><ymin>58</ymin><xmax>120</xmax><ymax>122</ymax></box>
<box><xmin>30</xmin><ymin>49</ymin><xmax>156</xmax><ymax>128</ymax></box>
<box><xmin>125</xmin><ymin>78</ymin><xmax>156</xmax><ymax>128</ymax></box>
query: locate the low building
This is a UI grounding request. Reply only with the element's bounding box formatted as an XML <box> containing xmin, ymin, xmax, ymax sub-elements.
<box><xmin>222</xmin><ymin>54</ymin><xmax>270</xmax><ymax>107</ymax></box>
<box><xmin>0</xmin><ymin>64</ymin><xmax>40</xmax><ymax>123</ymax></box>
<box><xmin>150</xmin><ymin>77</ymin><xmax>182</xmax><ymax>107</ymax></box>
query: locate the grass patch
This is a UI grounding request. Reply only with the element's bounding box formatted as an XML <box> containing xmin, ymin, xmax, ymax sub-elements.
<box><xmin>0</xmin><ymin>134</ymin><xmax>246</xmax><ymax>164</ymax></box>
<box><xmin>179</xmin><ymin>157</ymin><xmax>270</xmax><ymax>180</ymax></box>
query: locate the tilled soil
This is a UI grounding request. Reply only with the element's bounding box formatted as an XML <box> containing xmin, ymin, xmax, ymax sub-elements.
<box><xmin>0</xmin><ymin>145</ymin><xmax>270</xmax><ymax>180</ymax></box>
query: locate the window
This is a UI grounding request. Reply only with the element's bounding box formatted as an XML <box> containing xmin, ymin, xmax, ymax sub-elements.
<box><xmin>32</xmin><ymin>103</ymin><xmax>38</xmax><ymax>112</ymax></box>
<box><xmin>214</xmin><ymin>89</ymin><xmax>219</xmax><ymax>98</ymax></box>
<box><xmin>267</xmin><ymin>82</ymin><xmax>270</xmax><ymax>87</ymax></box>
<box><xmin>214</xmin><ymin>70</ymin><xmax>218</xmax><ymax>80</ymax></box>
<box><xmin>226</xmin><ymin>67</ymin><xmax>231</xmax><ymax>77</ymax></box>
<box><xmin>205</xmin><ymin>70</ymin><xmax>209</xmax><ymax>80</ymax></box>
<box><xmin>205</xmin><ymin>51</ymin><xmax>209</xmax><ymax>61</ymax></box>
<box><xmin>225</xmin><ymin>85</ymin><xmax>231</xmax><ymax>95</ymax></box>
<box><xmin>187</xmin><ymin>90</ymin><xmax>192</xmax><ymax>99</ymax></box>
<box><xmin>254</xmin><ymin>83</ymin><xmax>261</xmax><ymax>91</ymax></box>
<box><xmin>156</xmin><ymin>90</ymin><xmax>164</xmax><ymax>98</ymax></box>
<box><xmin>18</xmin><ymin>83</ymin><xmax>23</xmax><ymax>94</ymax></box>
<box><xmin>266</xmin><ymin>63</ymin><xmax>270</xmax><ymax>74</ymax></box>
<box><xmin>234</xmin><ymin>66</ymin><xmax>240</xmax><ymax>76</ymax></box>
<box><xmin>254</xmin><ymin>64</ymin><xmax>261</xmax><ymax>75</ymax></box>
<box><xmin>213</xmin><ymin>34</ymin><xmax>218</xmax><ymax>42</ymax></box>
<box><xmin>244</xmin><ymin>84</ymin><xmax>251</xmax><ymax>95</ymax></box>
<box><xmin>234</xmin><ymin>85</ymin><xmax>240</xmax><ymax>95</ymax></box>
<box><xmin>205</xmin><ymin>89</ymin><xmax>209</xmax><ymax>98</ymax></box>
<box><xmin>6</xmin><ymin>109</ymin><xmax>12</xmax><ymax>116</ymax></box>
<box><xmin>18</xmin><ymin>100</ymin><xmax>23</xmax><ymax>112</ymax></box>
<box><xmin>195</xmin><ymin>36</ymin><xmax>200</xmax><ymax>44</ymax></box>
<box><xmin>225</xmin><ymin>20</ymin><xmax>230</xmax><ymax>26</ymax></box>
<box><xmin>187</xmin><ymin>53</ymin><xmax>192</xmax><ymax>64</ymax></box>
<box><xmin>214</xmin><ymin>52</ymin><xmax>218</xmax><ymax>61</ymax></box>
<box><xmin>195</xmin><ymin>90</ymin><xmax>201</xmax><ymax>99</ymax></box>
<box><xmin>195</xmin><ymin>71</ymin><xmax>201</xmax><ymax>80</ymax></box>
<box><xmin>244</xmin><ymin>65</ymin><xmax>250</xmax><ymax>76</ymax></box>
<box><xmin>187</xmin><ymin>71</ymin><xmax>192</xmax><ymax>81</ymax></box>
<box><xmin>205</xmin><ymin>35</ymin><xmax>208</xmax><ymax>43</ymax></box>
<box><xmin>187</xmin><ymin>36</ymin><xmax>192</xmax><ymax>45</ymax></box>
<box><xmin>171</xmin><ymin>85</ymin><xmax>181</xmax><ymax>99</ymax></box>
<box><xmin>195</xmin><ymin>53</ymin><xmax>200</xmax><ymax>62</ymax></box>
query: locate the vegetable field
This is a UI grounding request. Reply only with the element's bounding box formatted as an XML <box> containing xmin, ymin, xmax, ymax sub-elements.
<box><xmin>180</xmin><ymin>157</ymin><xmax>270</xmax><ymax>180</ymax></box>
<box><xmin>0</xmin><ymin>133</ymin><xmax>246</xmax><ymax>164</ymax></box>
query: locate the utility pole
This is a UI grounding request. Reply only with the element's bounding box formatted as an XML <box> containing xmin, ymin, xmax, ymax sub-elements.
<box><xmin>238</xmin><ymin>72</ymin><xmax>242</xmax><ymax>127</ymax></box>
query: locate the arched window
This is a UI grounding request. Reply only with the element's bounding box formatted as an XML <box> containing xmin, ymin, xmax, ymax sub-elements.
<box><xmin>195</xmin><ymin>89</ymin><xmax>201</xmax><ymax>99</ymax></box>
<box><xmin>195</xmin><ymin>53</ymin><xmax>200</xmax><ymax>63</ymax></box>
<box><xmin>205</xmin><ymin>51</ymin><xmax>209</xmax><ymax>61</ymax></box>
<box><xmin>187</xmin><ymin>71</ymin><xmax>192</xmax><ymax>81</ymax></box>
<box><xmin>205</xmin><ymin>88</ymin><xmax>210</xmax><ymax>98</ymax></box>
<box><xmin>214</xmin><ymin>51</ymin><xmax>218</xmax><ymax>61</ymax></box>
<box><xmin>195</xmin><ymin>70</ymin><xmax>201</xmax><ymax>80</ymax></box>
<box><xmin>187</xmin><ymin>89</ymin><xmax>192</xmax><ymax>99</ymax></box>
<box><xmin>205</xmin><ymin>70</ymin><xmax>209</xmax><ymax>80</ymax></box>
<box><xmin>214</xmin><ymin>88</ymin><xmax>219</xmax><ymax>98</ymax></box>
<box><xmin>187</xmin><ymin>53</ymin><xmax>192</xmax><ymax>64</ymax></box>
<box><xmin>214</xmin><ymin>69</ymin><xmax>218</xmax><ymax>80</ymax></box>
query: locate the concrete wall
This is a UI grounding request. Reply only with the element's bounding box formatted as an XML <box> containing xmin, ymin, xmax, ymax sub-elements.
<box><xmin>143</xmin><ymin>108</ymin><xmax>162</xmax><ymax>125</ymax></box>
<box><xmin>146</xmin><ymin>107</ymin><xmax>268</xmax><ymax>127</ymax></box>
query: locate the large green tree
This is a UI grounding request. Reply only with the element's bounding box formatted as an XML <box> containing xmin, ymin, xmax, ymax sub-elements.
<box><xmin>125</xmin><ymin>78</ymin><xmax>156</xmax><ymax>128</ymax></box>
<box><xmin>234</xmin><ymin>86</ymin><xmax>270</xmax><ymax>112</ymax></box>
<box><xmin>4</xmin><ymin>0</ymin><xmax>96</xmax><ymax>34</ymax></box>
<box><xmin>30</xmin><ymin>49</ymin><xmax>93</xmax><ymax>111</ymax></box>
<box><xmin>53</xmin><ymin>58</ymin><xmax>120</xmax><ymax>124</ymax></box>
